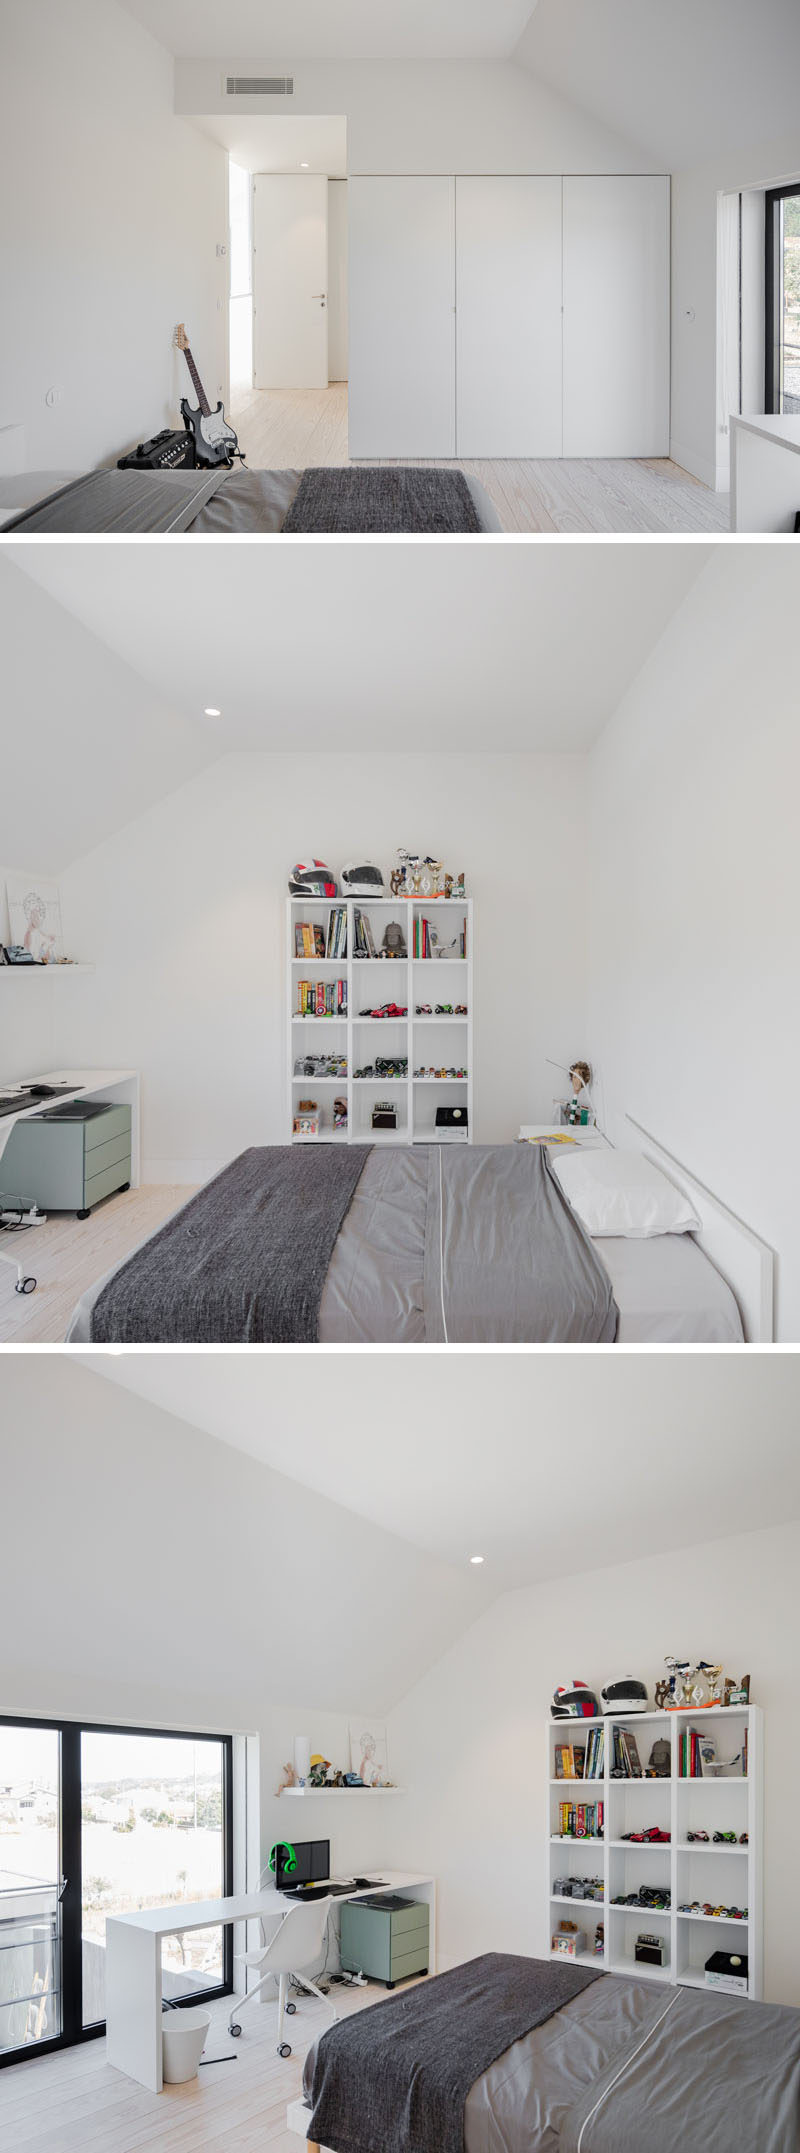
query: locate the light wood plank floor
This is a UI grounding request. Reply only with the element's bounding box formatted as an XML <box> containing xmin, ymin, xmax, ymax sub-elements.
<box><xmin>0</xmin><ymin>1185</ymin><xmax>193</xmax><ymax>1344</ymax></box>
<box><xmin>231</xmin><ymin>382</ymin><xmax>730</xmax><ymax>534</ymax></box>
<box><xmin>0</xmin><ymin>1974</ymin><xmax>384</xmax><ymax>2153</ymax></box>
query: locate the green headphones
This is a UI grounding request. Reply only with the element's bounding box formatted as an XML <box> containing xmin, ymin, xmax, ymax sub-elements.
<box><xmin>269</xmin><ymin>1841</ymin><xmax>298</xmax><ymax>1876</ymax></box>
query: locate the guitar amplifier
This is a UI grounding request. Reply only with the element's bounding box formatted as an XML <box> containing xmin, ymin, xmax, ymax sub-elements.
<box><xmin>117</xmin><ymin>429</ymin><xmax>196</xmax><ymax>471</ymax></box>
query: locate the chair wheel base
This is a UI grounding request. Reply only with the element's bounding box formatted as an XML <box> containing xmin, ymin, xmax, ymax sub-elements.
<box><xmin>229</xmin><ymin>2023</ymin><xmax>241</xmax><ymax>2038</ymax></box>
<box><xmin>278</xmin><ymin>2041</ymin><xmax>292</xmax><ymax>2058</ymax></box>
<box><xmin>16</xmin><ymin>1276</ymin><xmax>37</xmax><ymax>1294</ymax></box>
<box><xmin>286</xmin><ymin>2001</ymin><xmax>296</xmax><ymax>2014</ymax></box>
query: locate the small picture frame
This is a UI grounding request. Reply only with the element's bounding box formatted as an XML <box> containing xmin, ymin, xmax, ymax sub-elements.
<box><xmin>5</xmin><ymin>873</ymin><xmax>64</xmax><ymax>963</ymax></box>
<box><xmin>348</xmin><ymin>1721</ymin><xmax>389</xmax><ymax>1786</ymax></box>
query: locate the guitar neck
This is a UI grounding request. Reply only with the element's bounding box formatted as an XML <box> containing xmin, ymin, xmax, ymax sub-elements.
<box><xmin>183</xmin><ymin>343</ymin><xmax>211</xmax><ymax>417</ymax></box>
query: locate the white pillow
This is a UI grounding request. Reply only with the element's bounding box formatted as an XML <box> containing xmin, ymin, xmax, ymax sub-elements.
<box><xmin>550</xmin><ymin>1149</ymin><xmax>701</xmax><ymax>1239</ymax></box>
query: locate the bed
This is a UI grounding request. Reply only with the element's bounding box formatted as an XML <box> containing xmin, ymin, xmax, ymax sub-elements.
<box><xmin>65</xmin><ymin>1141</ymin><xmax>746</xmax><ymax>1346</ymax></box>
<box><xmin>296</xmin><ymin>1953</ymin><xmax>800</xmax><ymax>2153</ymax></box>
<box><xmin>0</xmin><ymin>465</ymin><xmax>502</xmax><ymax>534</ymax></box>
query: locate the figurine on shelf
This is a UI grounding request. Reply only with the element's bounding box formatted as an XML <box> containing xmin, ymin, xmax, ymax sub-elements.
<box><xmin>382</xmin><ymin>920</ymin><xmax>407</xmax><ymax>957</ymax></box>
<box><xmin>647</xmin><ymin>1739</ymin><xmax>671</xmax><ymax>1778</ymax></box>
<box><xmin>452</xmin><ymin>872</ymin><xmax>466</xmax><ymax>900</ymax></box>
<box><xmin>565</xmin><ymin>1061</ymin><xmax>593</xmax><ymax>1127</ymax></box>
<box><xmin>444</xmin><ymin>874</ymin><xmax>454</xmax><ymax>900</ymax></box>
<box><xmin>726</xmin><ymin>1674</ymin><xmax>751</xmax><ymax>1706</ymax></box>
<box><xmin>276</xmin><ymin>1761</ymin><xmax>297</xmax><ymax>1795</ymax></box>
<box><xmin>390</xmin><ymin>866</ymin><xmax>405</xmax><ymax>897</ymax></box>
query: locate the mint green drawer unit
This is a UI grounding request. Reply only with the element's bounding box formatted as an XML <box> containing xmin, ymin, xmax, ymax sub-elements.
<box><xmin>0</xmin><ymin>1105</ymin><xmax>132</xmax><ymax>1216</ymax></box>
<box><xmin>339</xmin><ymin>1898</ymin><xmax>429</xmax><ymax>1988</ymax></box>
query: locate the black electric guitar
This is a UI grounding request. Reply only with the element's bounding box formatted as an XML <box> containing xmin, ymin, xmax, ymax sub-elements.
<box><xmin>174</xmin><ymin>324</ymin><xmax>242</xmax><ymax>467</ymax></box>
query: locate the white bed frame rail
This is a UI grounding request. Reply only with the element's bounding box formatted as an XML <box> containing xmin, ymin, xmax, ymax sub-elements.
<box><xmin>625</xmin><ymin>1114</ymin><xmax>774</xmax><ymax>1343</ymax></box>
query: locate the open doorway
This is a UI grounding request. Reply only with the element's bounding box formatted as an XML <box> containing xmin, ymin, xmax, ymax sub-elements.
<box><xmin>224</xmin><ymin>117</ymin><xmax>348</xmax><ymax>468</ymax></box>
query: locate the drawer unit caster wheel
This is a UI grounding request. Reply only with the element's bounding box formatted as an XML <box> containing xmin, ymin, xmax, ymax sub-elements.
<box><xmin>285</xmin><ymin>2001</ymin><xmax>296</xmax><ymax>2014</ymax></box>
<box><xmin>16</xmin><ymin>1276</ymin><xmax>36</xmax><ymax>1295</ymax></box>
<box><xmin>228</xmin><ymin>2023</ymin><xmax>242</xmax><ymax>2038</ymax></box>
<box><xmin>278</xmin><ymin>2041</ymin><xmax>292</xmax><ymax>2058</ymax></box>
<box><xmin>77</xmin><ymin>1208</ymin><xmax>90</xmax><ymax>1220</ymax></box>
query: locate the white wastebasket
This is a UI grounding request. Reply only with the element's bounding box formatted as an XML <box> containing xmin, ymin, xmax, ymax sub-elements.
<box><xmin>162</xmin><ymin>2006</ymin><xmax>211</xmax><ymax>2083</ymax></box>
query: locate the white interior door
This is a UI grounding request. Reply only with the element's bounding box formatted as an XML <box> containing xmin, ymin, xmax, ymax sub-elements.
<box><xmin>456</xmin><ymin>178</ymin><xmax>563</xmax><ymax>457</ymax></box>
<box><xmin>348</xmin><ymin>177</ymin><xmax>455</xmax><ymax>457</ymax></box>
<box><xmin>562</xmin><ymin>176</ymin><xmax>670</xmax><ymax>456</ymax></box>
<box><xmin>253</xmin><ymin>174</ymin><xmax>329</xmax><ymax>390</ymax></box>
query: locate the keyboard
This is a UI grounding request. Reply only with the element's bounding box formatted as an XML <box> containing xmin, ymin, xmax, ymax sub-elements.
<box><xmin>280</xmin><ymin>1882</ymin><xmax>356</xmax><ymax>1902</ymax></box>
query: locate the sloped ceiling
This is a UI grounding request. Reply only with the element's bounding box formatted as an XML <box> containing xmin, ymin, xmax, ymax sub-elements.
<box><xmin>515</xmin><ymin>0</ymin><xmax>800</xmax><ymax>173</ymax></box>
<box><xmin>79</xmin><ymin>1352</ymin><xmax>800</xmax><ymax>1592</ymax></box>
<box><xmin>0</xmin><ymin>558</ymin><xmax>218</xmax><ymax>875</ymax></box>
<box><xmin>120</xmin><ymin>0</ymin><xmax>537</xmax><ymax>62</ymax></box>
<box><xmin>5</xmin><ymin>1358</ymin><xmax>491</xmax><ymax>1719</ymax></box>
<box><xmin>3</xmin><ymin>544</ymin><xmax>710</xmax><ymax>871</ymax></box>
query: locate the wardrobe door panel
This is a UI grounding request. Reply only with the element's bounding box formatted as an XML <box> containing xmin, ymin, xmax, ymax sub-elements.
<box><xmin>348</xmin><ymin>177</ymin><xmax>456</xmax><ymax>458</ymax></box>
<box><xmin>563</xmin><ymin>176</ymin><xmax>670</xmax><ymax>457</ymax></box>
<box><xmin>456</xmin><ymin>177</ymin><xmax>563</xmax><ymax>457</ymax></box>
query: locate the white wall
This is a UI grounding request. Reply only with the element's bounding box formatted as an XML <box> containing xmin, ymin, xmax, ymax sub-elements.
<box><xmin>176</xmin><ymin>58</ymin><xmax>654</xmax><ymax>179</ymax></box>
<box><xmin>53</xmin><ymin>750</ymin><xmax>588</xmax><ymax>1180</ymax></box>
<box><xmin>587</xmin><ymin>545</ymin><xmax>800</xmax><ymax>1343</ymax></box>
<box><xmin>388</xmin><ymin>1518</ymin><xmax>800</xmax><ymax>2008</ymax></box>
<box><xmin>671</xmin><ymin>134</ymin><xmax>800</xmax><ymax>488</ymax></box>
<box><xmin>1</xmin><ymin>0</ymin><xmax>228</xmax><ymax>471</ymax></box>
<box><xmin>328</xmin><ymin>180</ymin><xmax>349</xmax><ymax>381</ymax></box>
<box><xmin>0</xmin><ymin>1359</ymin><xmax>479</xmax><ymax>1884</ymax></box>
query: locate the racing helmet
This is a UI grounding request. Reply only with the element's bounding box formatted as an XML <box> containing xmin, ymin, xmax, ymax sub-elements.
<box><xmin>288</xmin><ymin>860</ymin><xmax>338</xmax><ymax>898</ymax></box>
<box><xmin>551</xmin><ymin>1680</ymin><xmax>599</xmax><ymax>1720</ymax></box>
<box><xmin>600</xmin><ymin>1679</ymin><xmax>649</xmax><ymax>1714</ymax></box>
<box><xmin>341</xmin><ymin>862</ymin><xmax>386</xmax><ymax>898</ymax></box>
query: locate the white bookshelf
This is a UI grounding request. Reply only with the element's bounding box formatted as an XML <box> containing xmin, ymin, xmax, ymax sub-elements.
<box><xmin>286</xmin><ymin>895</ymin><xmax>473</xmax><ymax>1147</ymax></box>
<box><xmin>547</xmin><ymin>1707</ymin><xmax>762</xmax><ymax>1999</ymax></box>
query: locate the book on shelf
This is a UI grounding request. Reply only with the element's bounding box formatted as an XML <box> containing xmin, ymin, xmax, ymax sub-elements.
<box><xmin>558</xmin><ymin>1800</ymin><xmax>603</xmax><ymax>1839</ymax></box>
<box><xmin>325</xmin><ymin>907</ymin><xmax>348</xmax><ymax>959</ymax></box>
<box><xmin>585</xmin><ymin>1725</ymin><xmax>605</xmax><ymax>1780</ymax></box>
<box><xmin>612</xmin><ymin>1726</ymin><xmax>643</xmax><ymax>1778</ymax></box>
<box><xmin>555</xmin><ymin>1743</ymin><xmax>585</xmax><ymax>1779</ymax></box>
<box><xmin>352</xmin><ymin>908</ymin><xmax>377</xmax><ymax>959</ymax></box>
<box><xmin>296</xmin><ymin>980</ymin><xmax>347</xmax><ymax>1017</ymax></box>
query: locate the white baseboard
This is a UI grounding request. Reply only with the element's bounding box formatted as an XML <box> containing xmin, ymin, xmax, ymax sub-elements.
<box><xmin>142</xmin><ymin>1158</ymin><xmax>225</xmax><ymax>1186</ymax></box>
<box><xmin>669</xmin><ymin>439</ymin><xmax>719</xmax><ymax>491</ymax></box>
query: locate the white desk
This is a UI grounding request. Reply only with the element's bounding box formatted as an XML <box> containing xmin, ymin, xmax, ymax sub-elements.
<box><xmin>106</xmin><ymin>1872</ymin><xmax>435</xmax><ymax>2093</ymax></box>
<box><xmin>0</xmin><ymin>1070</ymin><xmax>140</xmax><ymax>1185</ymax></box>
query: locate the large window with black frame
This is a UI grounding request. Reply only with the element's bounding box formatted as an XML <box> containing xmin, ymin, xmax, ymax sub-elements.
<box><xmin>0</xmin><ymin>1717</ymin><xmax>233</xmax><ymax>2065</ymax></box>
<box><xmin>766</xmin><ymin>182</ymin><xmax>800</xmax><ymax>413</ymax></box>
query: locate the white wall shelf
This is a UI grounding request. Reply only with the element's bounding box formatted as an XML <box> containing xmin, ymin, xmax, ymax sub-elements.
<box><xmin>280</xmin><ymin>1786</ymin><xmax>407</xmax><ymax>1799</ymax></box>
<box><xmin>547</xmin><ymin>1706</ymin><xmax>762</xmax><ymax>1999</ymax></box>
<box><xmin>287</xmin><ymin>895</ymin><xmax>473</xmax><ymax>1147</ymax></box>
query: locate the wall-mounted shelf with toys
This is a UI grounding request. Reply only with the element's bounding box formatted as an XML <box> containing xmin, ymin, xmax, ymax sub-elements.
<box><xmin>547</xmin><ymin>1670</ymin><xmax>762</xmax><ymax>1999</ymax></box>
<box><xmin>287</xmin><ymin>878</ymin><xmax>473</xmax><ymax>1147</ymax></box>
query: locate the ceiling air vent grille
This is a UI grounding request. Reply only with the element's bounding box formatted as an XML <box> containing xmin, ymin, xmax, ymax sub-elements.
<box><xmin>224</xmin><ymin>75</ymin><xmax>294</xmax><ymax>96</ymax></box>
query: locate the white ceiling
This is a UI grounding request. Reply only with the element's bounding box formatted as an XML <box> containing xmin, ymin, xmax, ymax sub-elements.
<box><xmin>199</xmin><ymin>114</ymin><xmax>348</xmax><ymax>177</ymax></box>
<box><xmin>7</xmin><ymin>545</ymin><xmax>709</xmax><ymax>774</ymax></box>
<box><xmin>516</xmin><ymin>0</ymin><xmax>800</xmax><ymax>172</ymax></box>
<box><xmin>120</xmin><ymin>0</ymin><xmax>537</xmax><ymax>63</ymax></box>
<box><xmin>78</xmin><ymin>1353</ymin><xmax>800</xmax><ymax>1592</ymax></box>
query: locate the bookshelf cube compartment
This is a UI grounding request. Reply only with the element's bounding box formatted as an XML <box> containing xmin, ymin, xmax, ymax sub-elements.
<box><xmin>608</xmin><ymin>1904</ymin><xmax>671</xmax><ymax>1981</ymax></box>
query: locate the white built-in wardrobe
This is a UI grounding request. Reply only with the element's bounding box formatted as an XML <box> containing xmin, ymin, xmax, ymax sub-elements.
<box><xmin>348</xmin><ymin>175</ymin><xmax>670</xmax><ymax>460</ymax></box>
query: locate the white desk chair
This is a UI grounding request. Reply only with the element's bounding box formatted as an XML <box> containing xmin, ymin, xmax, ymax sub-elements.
<box><xmin>229</xmin><ymin>1895</ymin><xmax>338</xmax><ymax>2056</ymax></box>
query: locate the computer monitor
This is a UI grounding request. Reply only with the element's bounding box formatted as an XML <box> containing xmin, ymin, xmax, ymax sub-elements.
<box><xmin>275</xmin><ymin>1838</ymin><xmax>330</xmax><ymax>1891</ymax></box>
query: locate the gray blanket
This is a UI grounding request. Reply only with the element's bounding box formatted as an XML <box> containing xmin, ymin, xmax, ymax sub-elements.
<box><xmin>88</xmin><ymin>1144</ymin><xmax>370</xmax><ymax>1343</ymax></box>
<box><xmin>307</xmin><ymin>1954</ymin><xmax>601</xmax><ymax>2153</ymax></box>
<box><xmin>282</xmin><ymin>466</ymin><xmax>483</xmax><ymax>533</ymax></box>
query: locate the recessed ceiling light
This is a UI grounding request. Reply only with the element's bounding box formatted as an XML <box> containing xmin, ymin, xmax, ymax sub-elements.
<box><xmin>301</xmin><ymin>162</ymin><xmax>309</xmax><ymax>169</ymax></box>
<box><xmin>470</xmin><ymin>1554</ymin><xmax>485</xmax><ymax>1566</ymax></box>
<box><xmin>204</xmin><ymin>707</ymin><xmax>222</xmax><ymax>718</ymax></box>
